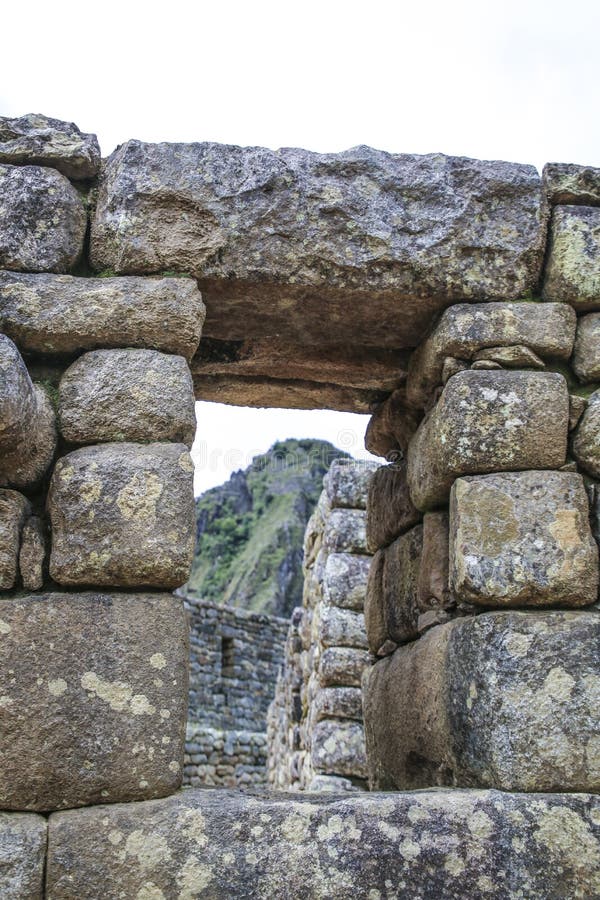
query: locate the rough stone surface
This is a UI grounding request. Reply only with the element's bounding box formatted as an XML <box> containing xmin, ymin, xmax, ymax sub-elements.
<box><xmin>364</xmin><ymin>550</ymin><xmax>389</xmax><ymax>655</ymax></box>
<box><xmin>0</xmin><ymin>489</ymin><xmax>30</xmax><ymax>589</ymax></box>
<box><xmin>192</xmin><ymin>338</ymin><xmax>408</xmax><ymax>412</ymax></box>
<box><xmin>318</xmin><ymin>647</ymin><xmax>371</xmax><ymax>687</ymax></box>
<box><xmin>91</xmin><ymin>141</ymin><xmax>546</xmax><ymax>348</ymax></box>
<box><xmin>544</xmin><ymin>162</ymin><xmax>600</xmax><ymax>206</ymax></box>
<box><xmin>406</xmin><ymin>301</ymin><xmax>576</xmax><ymax>409</ymax></box>
<box><xmin>58</xmin><ymin>349</ymin><xmax>196</xmax><ymax>446</ymax></box>
<box><xmin>0</xmin><ymin>164</ymin><xmax>86</xmax><ymax>272</ymax></box>
<box><xmin>317</xmin><ymin>605</ymin><xmax>367</xmax><ymax>649</ymax></box>
<box><xmin>450</xmin><ymin>471</ymin><xmax>599</xmax><ymax>607</ymax></box>
<box><xmin>0</xmin><ymin>591</ymin><xmax>188</xmax><ymax>810</ymax></box>
<box><xmin>543</xmin><ymin>206</ymin><xmax>600</xmax><ymax>309</ymax></box>
<box><xmin>48</xmin><ymin>443</ymin><xmax>195</xmax><ymax>588</ymax></box>
<box><xmin>311</xmin><ymin>720</ymin><xmax>367</xmax><ymax>777</ymax></box>
<box><xmin>418</xmin><ymin>510</ymin><xmax>454</xmax><ymax>610</ymax></box>
<box><xmin>311</xmin><ymin>687</ymin><xmax>363</xmax><ymax>722</ymax></box>
<box><xmin>0</xmin><ymin>812</ymin><xmax>47</xmax><ymax>899</ymax></box>
<box><xmin>572</xmin><ymin>390</ymin><xmax>600</xmax><ymax>477</ymax></box>
<box><xmin>0</xmin><ymin>337</ymin><xmax>57</xmax><ymax>489</ymax></box>
<box><xmin>45</xmin><ymin>788</ymin><xmax>600</xmax><ymax>899</ymax></box>
<box><xmin>0</xmin><ymin>271</ymin><xmax>205</xmax><ymax>361</ymax></box>
<box><xmin>364</xmin><ymin>389</ymin><xmax>420</xmax><ymax>458</ymax></box>
<box><xmin>472</xmin><ymin>344</ymin><xmax>545</xmax><ymax>368</ymax></box>
<box><xmin>322</xmin><ymin>553</ymin><xmax>370</xmax><ymax>610</ymax></box>
<box><xmin>364</xmin><ymin>609</ymin><xmax>600</xmax><ymax>793</ymax></box>
<box><xmin>380</xmin><ymin>524</ymin><xmax>424</xmax><ymax>644</ymax></box>
<box><xmin>324</xmin><ymin>458</ymin><xmax>375</xmax><ymax>509</ymax></box>
<box><xmin>572</xmin><ymin>312</ymin><xmax>600</xmax><ymax>382</ymax></box>
<box><xmin>0</xmin><ymin>113</ymin><xmax>101</xmax><ymax>180</ymax></box>
<box><xmin>407</xmin><ymin>370</ymin><xmax>569</xmax><ymax>510</ymax></box>
<box><xmin>19</xmin><ymin>515</ymin><xmax>46</xmax><ymax>591</ymax></box>
<box><xmin>366</xmin><ymin>460</ymin><xmax>421</xmax><ymax>551</ymax></box>
<box><xmin>323</xmin><ymin>508</ymin><xmax>367</xmax><ymax>554</ymax></box>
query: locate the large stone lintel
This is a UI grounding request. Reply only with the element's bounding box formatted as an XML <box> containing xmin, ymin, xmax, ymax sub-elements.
<box><xmin>45</xmin><ymin>788</ymin><xmax>600</xmax><ymax>899</ymax></box>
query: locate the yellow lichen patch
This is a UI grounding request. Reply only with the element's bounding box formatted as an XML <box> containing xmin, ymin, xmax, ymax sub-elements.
<box><xmin>399</xmin><ymin>839</ymin><xmax>421</xmax><ymax>861</ymax></box>
<box><xmin>535</xmin><ymin>806</ymin><xmax>600</xmax><ymax>894</ymax></box>
<box><xmin>444</xmin><ymin>853</ymin><xmax>465</xmax><ymax>876</ymax></box>
<box><xmin>0</xmin><ymin>620</ymin><xmax>11</xmax><ymax>635</ymax></box>
<box><xmin>117</xmin><ymin>472</ymin><xmax>163</xmax><ymax>521</ymax></box>
<box><xmin>108</xmin><ymin>830</ymin><xmax>123</xmax><ymax>846</ymax></box>
<box><xmin>176</xmin><ymin>857</ymin><xmax>214</xmax><ymax>898</ymax></box>
<box><xmin>542</xmin><ymin>667</ymin><xmax>576</xmax><ymax>702</ymax></box>
<box><xmin>178</xmin><ymin>453</ymin><xmax>194</xmax><ymax>473</ymax></box>
<box><xmin>80</xmin><ymin>672</ymin><xmax>155</xmax><ymax>715</ymax></box>
<box><xmin>178</xmin><ymin>808</ymin><xmax>208</xmax><ymax>848</ymax></box>
<box><xmin>280</xmin><ymin>813</ymin><xmax>310</xmax><ymax>844</ymax></box>
<box><xmin>136</xmin><ymin>883</ymin><xmax>166</xmax><ymax>900</ymax></box>
<box><xmin>48</xmin><ymin>678</ymin><xmax>68</xmax><ymax>697</ymax></box>
<box><xmin>150</xmin><ymin>653</ymin><xmax>167</xmax><ymax>670</ymax></box>
<box><xmin>503</xmin><ymin>632</ymin><xmax>533</xmax><ymax>658</ymax></box>
<box><xmin>80</xmin><ymin>477</ymin><xmax>102</xmax><ymax>506</ymax></box>
<box><xmin>467</xmin><ymin>810</ymin><xmax>494</xmax><ymax>840</ymax></box>
<box><xmin>124</xmin><ymin>830</ymin><xmax>173</xmax><ymax>871</ymax></box>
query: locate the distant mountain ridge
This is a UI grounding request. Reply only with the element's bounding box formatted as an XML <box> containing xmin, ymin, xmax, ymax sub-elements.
<box><xmin>184</xmin><ymin>438</ymin><xmax>350</xmax><ymax>617</ymax></box>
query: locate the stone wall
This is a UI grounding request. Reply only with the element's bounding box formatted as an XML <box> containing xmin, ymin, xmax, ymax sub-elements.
<box><xmin>185</xmin><ymin>595</ymin><xmax>288</xmax><ymax>732</ymax></box>
<box><xmin>362</xmin><ymin>171</ymin><xmax>600</xmax><ymax>797</ymax></box>
<box><xmin>0</xmin><ymin>113</ymin><xmax>598</xmax><ymax>896</ymax></box>
<box><xmin>182</xmin><ymin>595</ymin><xmax>287</xmax><ymax>789</ymax></box>
<box><xmin>267</xmin><ymin>459</ymin><xmax>376</xmax><ymax>791</ymax></box>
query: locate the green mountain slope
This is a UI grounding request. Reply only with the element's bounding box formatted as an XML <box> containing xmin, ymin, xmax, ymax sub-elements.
<box><xmin>185</xmin><ymin>438</ymin><xmax>350</xmax><ymax>616</ymax></box>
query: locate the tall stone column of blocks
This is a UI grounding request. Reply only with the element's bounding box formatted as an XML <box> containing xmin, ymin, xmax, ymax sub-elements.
<box><xmin>267</xmin><ymin>460</ymin><xmax>376</xmax><ymax>791</ymax></box>
<box><xmin>0</xmin><ymin>117</ymin><xmax>207</xmax><ymax>835</ymax></box>
<box><xmin>364</xmin><ymin>167</ymin><xmax>600</xmax><ymax>795</ymax></box>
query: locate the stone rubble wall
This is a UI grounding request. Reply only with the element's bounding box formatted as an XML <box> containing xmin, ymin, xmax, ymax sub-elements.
<box><xmin>180</xmin><ymin>596</ymin><xmax>287</xmax><ymax>789</ymax></box>
<box><xmin>0</xmin><ymin>112</ymin><xmax>598</xmax><ymax>896</ymax></box>
<box><xmin>267</xmin><ymin>459</ymin><xmax>377</xmax><ymax>791</ymax></box>
<box><xmin>363</xmin><ymin>168</ymin><xmax>600</xmax><ymax>796</ymax></box>
<box><xmin>183</xmin><ymin>724</ymin><xmax>268</xmax><ymax>790</ymax></box>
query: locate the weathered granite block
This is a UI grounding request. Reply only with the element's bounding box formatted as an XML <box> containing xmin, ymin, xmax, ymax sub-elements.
<box><xmin>364</xmin><ymin>388</ymin><xmax>420</xmax><ymax>458</ymax></box>
<box><xmin>407</xmin><ymin>370</ymin><xmax>569</xmax><ymax>510</ymax></box>
<box><xmin>0</xmin><ymin>165</ymin><xmax>86</xmax><ymax>272</ymax></box>
<box><xmin>364</xmin><ymin>610</ymin><xmax>600</xmax><ymax>792</ymax></box>
<box><xmin>572</xmin><ymin>313</ymin><xmax>600</xmax><ymax>383</ymax></box>
<box><xmin>0</xmin><ymin>114</ymin><xmax>101</xmax><ymax>180</ymax></box>
<box><xmin>543</xmin><ymin>206</ymin><xmax>600</xmax><ymax>308</ymax></box>
<box><xmin>19</xmin><ymin>516</ymin><xmax>46</xmax><ymax>591</ymax></box>
<box><xmin>324</xmin><ymin>459</ymin><xmax>377</xmax><ymax>509</ymax></box>
<box><xmin>0</xmin><ymin>336</ymin><xmax>57</xmax><ymax>490</ymax></box>
<box><xmin>364</xmin><ymin>550</ymin><xmax>389</xmax><ymax>655</ymax></box>
<box><xmin>322</xmin><ymin>553</ymin><xmax>370</xmax><ymax>610</ymax></box>
<box><xmin>317</xmin><ymin>605</ymin><xmax>367</xmax><ymax>649</ymax></box>
<box><xmin>0</xmin><ymin>812</ymin><xmax>47</xmax><ymax>899</ymax></box>
<box><xmin>417</xmin><ymin>510</ymin><xmax>454</xmax><ymax>610</ymax></box>
<box><xmin>0</xmin><ymin>272</ymin><xmax>206</xmax><ymax>361</ymax></box>
<box><xmin>450</xmin><ymin>471</ymin><xmax>599</xmax><ymax>607</ymax></box>
<box><xmin>91</xmin><ymin>142</ymin><xmax>545</xmax><ymax>349</ymax></box>
<box><xmin>0</xmin><ymin>592</ymin><xmax>188</xmax><ymax>810</ymax></box>
<box><xmin>48</xmin><ymin>443</ymin><xmax>195</xmax><ymax>588</ymax></box>
<box><xmin>543</xmin><ymin>162</ymin><xmax>600</xmax><ymax>207</ymax></box>
<box><xmin>324</xmin><ymin>508</ymin><xmax>368</xmax><ymax>554</ymax></box>
<box><xmin>45</xmin><ymin>789</ymin><xmax>600</xmax><ymax>899</ymax></box>
<box><xmin>573</xmin><ymin>390</ymin><xmax>600</xmax><ymax>477</ymax></box>
<box><xmin>58</xmin><ymin>349</ymin><xmax>196</xmax><ymax>446</ymax></box>
<box><xmin>0</xmin><ymin>489</ymin><xmax>30</xmax><ymax>589</ymax></box>
<box><xmin>366</xmin><ymin>460</ymin><xmax>421</xmax><ymax>551</ymax></box>
<box><xmin>311</xmin><ymin>720</ymin><xmax>367</xmax><ymax>777</ymax></box>
<box><xmin>317</xmin><ymin>647</ymin><xmax>371</xmax><ymax>687</ymax></box>
<box><xmin>380</xmin><ymin>524</ymin><xmax>423</xmax><ymax>644</ymax></box>
<box><xmin>406</xmin><ymin>301</ymin><xmax>575</xmax><ymax>409</ymax></box>
<box><xmin>311</xmin><ymin>687</ymin><xmax>363</xmax><ymax>722</ymax></box>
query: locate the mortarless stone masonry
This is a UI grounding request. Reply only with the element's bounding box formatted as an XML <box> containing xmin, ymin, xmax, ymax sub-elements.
<box><xmin>267</xmin><ymin>459</ymin><xmax>376</xmax><ymax>792</ymax></box>
<box><xmin>0</xmin><ymin>113</ymin><xmax>599</xmax><ymax>897</ymax></box>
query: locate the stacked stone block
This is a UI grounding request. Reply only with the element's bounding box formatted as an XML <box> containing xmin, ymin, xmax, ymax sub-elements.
<box><xmin>0</xmin><ymin>115</ymin><xmax>206</xmax><ymax>825</ymax></box>
<box><xmin>364</xmin><ymin>168</ymin><xmax>600</xmax><ymax>796</ymax></box>
<box><xmin>267</xmin><ymin>459</ymin><xmax>377</xmax><ymax>791</ymax></box>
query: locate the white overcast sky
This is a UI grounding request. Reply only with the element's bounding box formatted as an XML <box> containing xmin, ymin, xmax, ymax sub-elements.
<box><xmin>3</xmin><ymin>0</ymin><xmax>599</xmax><ymax>493</ymax></box>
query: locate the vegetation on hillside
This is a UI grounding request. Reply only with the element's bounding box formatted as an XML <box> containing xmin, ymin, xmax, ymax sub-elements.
<box><xmin>184</xmin><ymin>438</ymin><xmax>349</xmax><ymax>617</ymax></box>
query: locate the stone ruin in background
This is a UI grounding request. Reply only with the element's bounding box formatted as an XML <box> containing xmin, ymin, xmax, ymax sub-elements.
<box><xmin>0</xmin><ymin>113</ymin><xmax>599</xmax><ymax>897</ymax></box>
